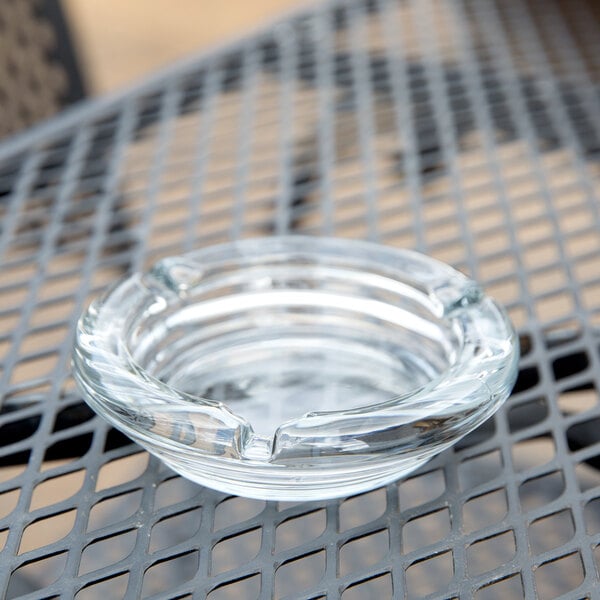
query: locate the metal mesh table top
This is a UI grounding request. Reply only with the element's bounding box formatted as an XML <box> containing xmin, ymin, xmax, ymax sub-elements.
<box><xmin>1</xmin><ymin>0</ymin><xmax>600</xmax><ymax>597</ymax></box>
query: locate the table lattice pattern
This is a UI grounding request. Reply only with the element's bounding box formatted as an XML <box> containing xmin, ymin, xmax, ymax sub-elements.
<box><xmin>1</xmin><ymin>0</ymin><xmax>600</xmax><ymax>598</ymax></box>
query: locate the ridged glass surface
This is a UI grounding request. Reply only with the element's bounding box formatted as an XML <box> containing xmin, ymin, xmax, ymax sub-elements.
<box><xmin>73</xmin><ymin>237</ymin><xmax>518</xmax><ymax>500</ymax></box>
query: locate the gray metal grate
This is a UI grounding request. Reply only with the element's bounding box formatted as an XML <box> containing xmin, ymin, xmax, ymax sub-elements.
<box><xmin>1</xmin><ymin>0</ymin><xmax>600</xmax><ymax>597</ymax></box>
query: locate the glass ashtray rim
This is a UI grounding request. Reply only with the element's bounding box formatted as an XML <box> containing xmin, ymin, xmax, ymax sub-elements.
<box><xmin>72</xmin><ymin>236</ymin><xmax>518</xmax><ymax>470</ymax></box>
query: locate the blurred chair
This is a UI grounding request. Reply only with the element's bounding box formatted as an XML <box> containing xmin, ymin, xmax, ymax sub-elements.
<box><xmin>0</xmin><ymin>0</ymin><xmax>85</xmax><ymax>139</ymax></box>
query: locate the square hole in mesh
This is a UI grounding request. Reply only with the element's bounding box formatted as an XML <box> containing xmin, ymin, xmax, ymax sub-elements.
<box><xmin>0</xmin><ymin>284</ymin><xmax>30</xmax><ymax>313</ymax></box>
<box><xmin>0</xmin><ymin>529</ymin><xmax>7</xmax><ymax>552</ymax></box>
<box><xmin>502</xmin><ymin>303</ymin><xmax>525</xmax><ymax>330</ymax></box>
<box><xmin>103</xmin><ymin>426</ymin><xmax>137</xmax><ymax>453</ymax></box>
<box><xmin>1</xmin><ymin>261</ymin><xmax>37</xmax><ymax>289</ymax></box>
<box><xmin>535</xmin><ymin>292</ymin><xmax>575</xmax><ymax>324</ymax></box>
<box><xmin>423</xmin><ymin>220</ymin><xmax>462</xmax><ymax>247</ymax></box>
<box><xmin>0</xmin><ymin>488</ymin><xmax>19</xmax><ymax>519</ymax></box>
<box><xmin>336</xmin><ymin>221</ymin><xmax>371</xmax><ymax>241</ymax></box>
<box><xmin>96</xmin><ymin>452</ymin><xmax>148</xmax><ymax>492</ymax></box>
<box><xmin>571</xmin><ymin>252</ymin><xmax>600</xmax><ymax>283</ymax></box>
<box><xmin>207</xmin><ymin>573</ymin><xmax>261</xmax><ymax>600</ymax></box>
<box><xmin>29</xmin><ymin>299</ymin><xmax>75</xmax><ymax>327</ymax></box>
<box><xmin>467</xmin><ymin>531</ymin><xmax>516</xmax><ymax>576</ymax></box>
<box><xmin>90</xmin><ymin>265</ymin><xmax>127</xmax><ymax>294</ymax></box>
<box><xmin>149</xmin><ymin>225</ymin><xmax>190</xmax><ymax>254</ymax></box>
<box><xmin>519</xmin><ymin>471</ymin><xmax>565</xmax><ymax>511</ymax></box>
<box><xmin>398</xmin><ymin>469</ymin><xmax>445</xmax><ymax>511</ymax></box>
<box><xmin>479</xmin><ymin>254</ymin><xmax>517</xmax><ymax>283</ymax></box>
<box><xmin>561</xmin><ymin>206</ymin><xmax>595</xmax><ymax>233</ymax></box>
<box><xmin>7</xmin><ymin>551</ymin><xmax>67</xmax><ymax>598</ymax></box>
<box><xmin>517</xmin><ymin>332</ymin><xmax>532</xmax><ymax>357</ymax></box>
<box><xmin>456</xmin><ymin>418</ymin><xmax>496</xmax><ymax>451</ymax></box>
<box><xmin>581</xmin><ymin>282</ymin><xmax>600</xmax><ymax>310</ymax></box>
<box><xmin>151</xmin><ymin>202</ymin><xmax>195</xmax><ymax>232</ymax></box>
<box><xmin>508</xmin><ymin>397</ymin><xmax>548</xmax><ymax>433</ymax></box>
<box><xmin>504</xmin><ymin>175</ymin><xmax>539</xmax><ymax>203</ymax></box>
<box><xmin>214</xmin><ymin>497</ymin><xmax>265</xmax><ymax>530</ymax></box>
<box><xmin>11</xmin><ymin>352</ymin><xmax>59</xmax><ymax>385</ymax></box>
<box><xmin>463</xmin><ymin>489</ymin><xmax>508</xmax><ymax>534</ymax></box>
<box><xmin>244</xmin><ymin>222</ymin><xmax>280</xmax><ymax>240</ymax></box>
<box><xmin>340</xmin><ymin>529</ymin><xmax>389</xmax><ymax>576</ymax></box>
<box><xmin>569</xmin><ymin>231</ymin><xmax>600</xmax><ymax>263</ymax></box>
<box><xmin>0</xmin><ymin>455</ymin><xmax>29</xmax><ymax>486</ymax></box>
<box><xmin>405</xmin><ymin>551</ymin><xmax>453</xmax><ymax>598</ymax></box>
<box><xmin>529</xmin><ymin>267</ymin><xmax>568</xmax><ymax>296</ymax></box>
<box><xmin>475</xmin><ymin>573</ymin><xmax>524</xmax><ymax>600</ymax></box>
<box><xmin>529</xmin><ymin>509</ymin><xmax>575</xmax><ymax>554</ymax></box>
<box><xmin>567</xmin><ymin>417</ymin><xmax>600</xmax><ymax>452</ymax></box>
<box><xmin>38</xmin><ymin>271</ymin><xmax>82</xmax><ymax>303</ymax></box>
<box><xmin>459</xmin><ymin>450</ymin><xmax>503</xmax><ymax>490</ymax></box>
<box><xmin>150</xmin><ymin>506</ymin><xmax>202</xmax><ymax>553</ymax></box>
<box><xmin>342</xmin><ymin>572</ymin><xmax>393</xmax><ymax>600</ymax></box>
<box><xmin>512</xmin><ymin>436</ymin><xmax>555</xmax><ymax>472</ymax></box>
<box><xmin>88</xmin><ymin>489</ymin><xmax>143</xmax><ymax>531</ymax></box>
<box><xmin>474</xmin><ymin>229</ymin><xmax>511</xmax><ymax>258</ymax></box>
<box><xmin>379</xmin><ymin>229</ymin><xmax>417</xmax><ymax>252</ymax></box>
<box><xmin>211</xmin><ymin>527</ymin><xmax>262</xmax><ymax>575</ymax></box>
<box><xmin>512</xmin><ymin>366</ymin><xmax>540</xmax><ymax>395</ymax></box>
<box><xmin>377</xmin><ymin>196</ymin><xmax>412</xmax><ymax>229</ymax></box>
<box><xmin>534</xmin><ymin>552</ymin><xmax>584</xmax><ymax>600</ymax></box>
<box><xmin>575</xmin><ymin>460</ymin><xmax>600</xmax><ymax>492</ymax></box>
<box><xmin>340</xmin><ymin>488</ymin><xmax>386</xmax><ymax>532</ymax></box>
<box><xmin>402</xmin><ymin>508</ymin><xmax>451</xmax><ymax>553</ymax></box>
<box><xmin>19</xmin><ymin>508</ymin><xmax>77</xmax><ymax>554</ymax></box>
<box><xmin>552</xmin><ymin>350</ymin><xmax>589</xmax><ymax>381</ymax></box>
<box><xmin>275</xmin><ymin>550</ymin><xmax>325</xmax><ymax>598</ymax></box>
<box><xmin>75</xmin><ymin>573</ymin><xmax>129</xmax><ymax>599</ymax></box>
<box><xmin>584</xmin><ymin>497</ymin><xmax>600</xmax><ymax>534</ymax></box>
<box><xmin>522</xmin><ymin>241</ymin><xmax>560</xmax><ymax>271</ymax></box>
<box><xmin>155</xmin><ymin>476</ymin><xmax>199</xmax><ymax>510</ymax></box>
<box><xmin>53</xmin><ymin>401</ymin><xmax>95</xmax><ymax>432</ymax></box>
<box><xmin>517</xmin><ymin>219</ymin><xmax>554</xmax><ymax>247</ymax></box>
<box><xmin>142</xmin><ymin>551</ymin><xmax>199</xmax><ymax>598</ymax></box>
<box><xmin>468</xmin><ymin>207</ymin><xmax>505</xmax><ymax>237</ymax></box>
<box><xmin>46</xmin><ymin>251</ymin><xmax>87</xmax><ymax>279</ymax></box>
<box><xmin>485</xmin><ymin>278</ymin><xmax>521</xmax><ymax>307</ymax></box>
<box><xmin>428</xmin><ymin>240</ymin><xmax>467</xmax><ymax>268</ymax></box>
<box><xmin>40</xmin><ymin>433</ymin><xmax>94</xmax><ymax>464</ymax></box>
<box><xmin>276</xmin><ymin>509</ymin><xmax>326</xmax><ymax>552</ymax></box>
<box><xmin>0</xmin><ymin>411</ymin><xmax>41</xmax><ymax>448</ymax></box>
<box><xmin>79</xmin><ymin>529</ymin><xmax>137</xmax><ymax>575</ymax></box>
<box><xmin>30</xmin><ymin>469</ymin><xmax>85</xmax><ymax>510</ymax></box>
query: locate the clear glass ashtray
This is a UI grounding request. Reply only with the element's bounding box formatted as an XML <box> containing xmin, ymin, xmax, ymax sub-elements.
<box><xmin>72</xmin><ymin>237</ymin><xmax>518</xmax><ymax>501</ymax></box>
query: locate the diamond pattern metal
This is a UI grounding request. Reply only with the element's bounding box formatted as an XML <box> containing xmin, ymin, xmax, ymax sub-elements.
<box><xmin>1</xmin><ymin>0</ymin><xmax>600</xmax><ymax>597</ymax></box>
